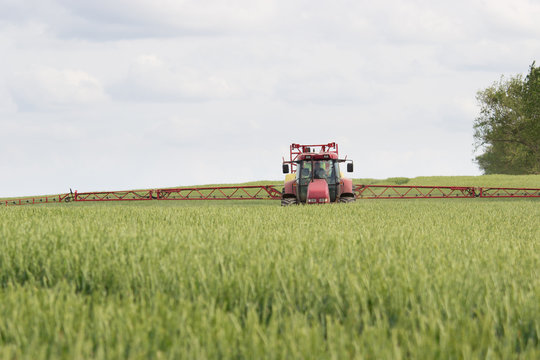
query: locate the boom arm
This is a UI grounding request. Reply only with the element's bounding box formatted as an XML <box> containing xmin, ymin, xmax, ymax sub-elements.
<box><xmin>4</xmin><ymin>184</ymin><xmax>540</xmax><ymax>206</ymax></box>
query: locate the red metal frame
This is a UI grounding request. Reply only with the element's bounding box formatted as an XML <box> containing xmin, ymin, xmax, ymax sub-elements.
<box><xmin>288</xmin><ymin>143</ymin><xmax>338</xmax><ymax>173</ymax></box>
<box><xmin>70</xmin><ymin>185</ymin><xmax>282</xmax><ymax>202</ymax></box>
<box><xmin>157</xmin><ymin>185</ymin><xmax>282</xmax><ymax>200</ymax></box>
<box><xmin>353</xmin><ymin>185</ymin><xmax>540</xmax><ymax>199</ymax></box>
<box><xmin>478</xmin><ymin>187</ymin><xmax>540</xmax><ymax>198</ymax></box>
<box><xmin>2</xmin><ymin>194</ymin><xmax>71</xmax><ymax>206</ymax></box>
<box><xmin>73</xmin><ymin>189</ymin><xmax>154</xmax><ymax>202</ymax></box>
<box><xmin>354</xmin><ymin>185</ymin><xmax>479</xmax><ymax>199</ymax></box>
<box><xmin>4</xmin><ymin>184</ymin><xmax>540</xmax><ymax>206</ymax></box>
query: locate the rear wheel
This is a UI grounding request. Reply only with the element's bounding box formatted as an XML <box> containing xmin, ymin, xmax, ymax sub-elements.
<box><xmin>338</xmin><ymin>196</ymin><xmax>356</xmax><ymax>203</ymax></box>
<box><xmin>281</xmin><ymin>197</ymin><xmax>298</xmax><ymax>206</ymax></box>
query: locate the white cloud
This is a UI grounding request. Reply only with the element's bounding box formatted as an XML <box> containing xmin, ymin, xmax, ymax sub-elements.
<box><xmin>51</xmin><ymin>0</ymin><xmax>276</xmax><ymax>40</ymax></box>
<box><xmin>481</xmin><ymin>1</ymin><xmax>540</xmax><ymax>39</ymax></box>
<box><xmin>8</xmin><ymin>67</ymin><xmax>107</xmax><ymax>111</ymax></box>
<box><xmin>0</xmin><ymin>84</ymin><xmax>17</xmax><ymax>114</ymax></box>
<box><xmin>108</xmin><ymin>54</ymin><xmax>237</xmax><ymax>102</ymax></box>
<box><xmin>273</xmin><ymin>72</ymin><xmax>376</xmax><ymax>105</ymax></box>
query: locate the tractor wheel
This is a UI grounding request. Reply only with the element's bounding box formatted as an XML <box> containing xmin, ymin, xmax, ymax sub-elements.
<box><xmin>338</xmin><ymin>196</ymin><xmax>356</xmax><ymax>203</ymax></box>
<box><xmin>281</xmin><ymin>197</ymin><xmax>298</xmax><ymax>206</ymax></box>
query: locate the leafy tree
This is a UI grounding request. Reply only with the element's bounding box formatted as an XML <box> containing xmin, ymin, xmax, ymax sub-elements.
<box><xmin>474</xmin><ymin>62</ymin><xmax>540</xmax><ymax>174</ymax></box>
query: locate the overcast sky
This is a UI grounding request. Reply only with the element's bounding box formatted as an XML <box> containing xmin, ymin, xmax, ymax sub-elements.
<box><xmin>1</xmin><ymin>0</ymin><xmax>539</xmax><ymax>196</ymax></box>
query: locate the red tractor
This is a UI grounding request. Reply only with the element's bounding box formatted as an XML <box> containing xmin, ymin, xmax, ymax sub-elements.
<box><xmin>281</xmin><ymin>143</ymin><xmax>355</xmax><ymax>205</ymax></box>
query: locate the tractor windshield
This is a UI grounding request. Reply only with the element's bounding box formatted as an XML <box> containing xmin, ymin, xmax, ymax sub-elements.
<box><xmin>297</xmin><ymin>160</ymin><xmax>339</xmax><ymax>184</ymax></box>
<box><xmin>296</xmin><ymin>159</ymin><xmax>340</xmax><ymax>202</ymax></box>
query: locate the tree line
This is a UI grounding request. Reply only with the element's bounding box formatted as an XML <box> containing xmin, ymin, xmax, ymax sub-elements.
<box><xmin>474</xmin><ymin>61</ymin><xmax>539</xmax><ymax>174</ymax></box>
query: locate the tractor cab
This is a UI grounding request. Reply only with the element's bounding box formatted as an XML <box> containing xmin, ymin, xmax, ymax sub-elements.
<box><xmin>281</xmin><ymin>143</ymin><xmax>355</xmax><ymax>205</ymax></box>
<box><xmin>296</xmin><ymin>157</ymin><xmax>340</xmax><ymax>203</ymax></box>
<box><xmin>298</xmin><ymin>159</ymin><xmax>338</xmax><ymax>182</ymax></box>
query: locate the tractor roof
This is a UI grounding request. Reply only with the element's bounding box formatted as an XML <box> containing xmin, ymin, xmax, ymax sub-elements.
<box><xmin>289</xmin><ymin>142</ymin><xmax>338</xmax><ymax>162</ymax></box>
<box><xmin>297</xmin><ymin>152</ymin><xmax>339</xmax><ymax>160</ymax></box>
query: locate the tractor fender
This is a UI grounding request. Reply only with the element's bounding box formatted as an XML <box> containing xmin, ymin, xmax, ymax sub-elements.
<box><xmin>283</xmin><ymin>179</ymin><xmax>296</xmax><ymax>197</ymax></box>
<box><xmin>341</xmin><ymin>178</ymin><xmax>354</xmax><ymax>195</ymax></box>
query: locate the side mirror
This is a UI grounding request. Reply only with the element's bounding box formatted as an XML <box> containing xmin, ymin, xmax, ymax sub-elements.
<box><xmin>282</xmin><ymin>164</ymin><xmax>290</xmax><ymax>174</ymax></box>
<box><xmin>347</xmin><ymin>162</ymin><xmax>353</xmax><ymax>172</ymax></box>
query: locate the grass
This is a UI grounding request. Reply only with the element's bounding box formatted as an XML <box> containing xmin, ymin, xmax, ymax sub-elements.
<box><xmin>1</xmin><ymin>190</ymin><xmax>539</xmax><ymax>358</ymax></box>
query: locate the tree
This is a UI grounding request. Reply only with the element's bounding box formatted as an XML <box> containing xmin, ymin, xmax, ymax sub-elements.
<box><xmin>474</xmin><ymin>62</ymin><xmax>540</xmax><ymax>174</ymax></box>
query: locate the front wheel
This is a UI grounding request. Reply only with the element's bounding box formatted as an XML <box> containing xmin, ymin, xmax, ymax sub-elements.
<box><xmin>338</xmin><ymin>196</ymin><xmax>356</xmax><ymax>203</ymax></box>
<box><xmin>281</xmin><ymin>197</ymin><xmax>298</xmax><ymax>206</ymax></box>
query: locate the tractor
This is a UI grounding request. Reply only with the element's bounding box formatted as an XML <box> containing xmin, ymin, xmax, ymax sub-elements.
<box><xmin>5</xmin><ymin>140</ymin><xmax>540</xmax><ymax>207</ymax></box>
<box><xmin>281</xmin><ymin>143</ymin><xmax>355</xmax><ymax>205</ymax></box>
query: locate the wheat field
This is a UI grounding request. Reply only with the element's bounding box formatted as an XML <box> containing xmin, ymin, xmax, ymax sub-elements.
<box><xmin>1</xmin><ymin>194</ymin><xmax>539</xmax><ymax>359</ymax></box>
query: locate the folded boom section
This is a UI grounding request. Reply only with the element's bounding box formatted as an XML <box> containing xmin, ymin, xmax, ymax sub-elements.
<box><xmin>157</xmin><ymin>186</ymin><xmax>282</xmax><ymax>200</ymax></box>
<box><xmin>2</xmin><ymin>194</ymin><xmax>72</xmax><ymax>206</ymax></box>
<box><xmin>354</xmin><ymin>185</ymin><xmax>540</xmax><ymax>199</ymax></box>
<box><xmin>354</xmin><ymin>185</ymin><xmax>478</xmax><ymax>199</ymax></box>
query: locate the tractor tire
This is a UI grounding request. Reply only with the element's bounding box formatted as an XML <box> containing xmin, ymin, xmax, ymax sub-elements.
<box><xmin>338</xmin><ymin>196</ymin><xmax>356</xmax><ymax>204</ymax></box>
<box><xmin>281</xmin><ymin>197</ymin><xmax>298</xmax><ymax>206</ymax></box>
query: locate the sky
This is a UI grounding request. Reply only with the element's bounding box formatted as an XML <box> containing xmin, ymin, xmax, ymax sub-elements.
<box><xmin>1</xmin><ymin>0</ymin><xmax>539</xmax><ymax>197</ymax></box>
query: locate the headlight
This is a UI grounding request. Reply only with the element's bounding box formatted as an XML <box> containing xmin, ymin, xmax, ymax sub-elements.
<box><xmin>308</xmin><ymin>198</ymin><xmax>317</xmax><ymax>203</ymax></box>
<box><xmin>319</xmin><ymin>198</ymin><xmax>328</xmax><ymax>203</ymax></box>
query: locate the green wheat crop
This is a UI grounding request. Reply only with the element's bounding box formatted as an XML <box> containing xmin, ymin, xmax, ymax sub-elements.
<box><xmin>0</xmin><ymin>197</ymin><xmax>539</xmax><ymax>359</ymax></box>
